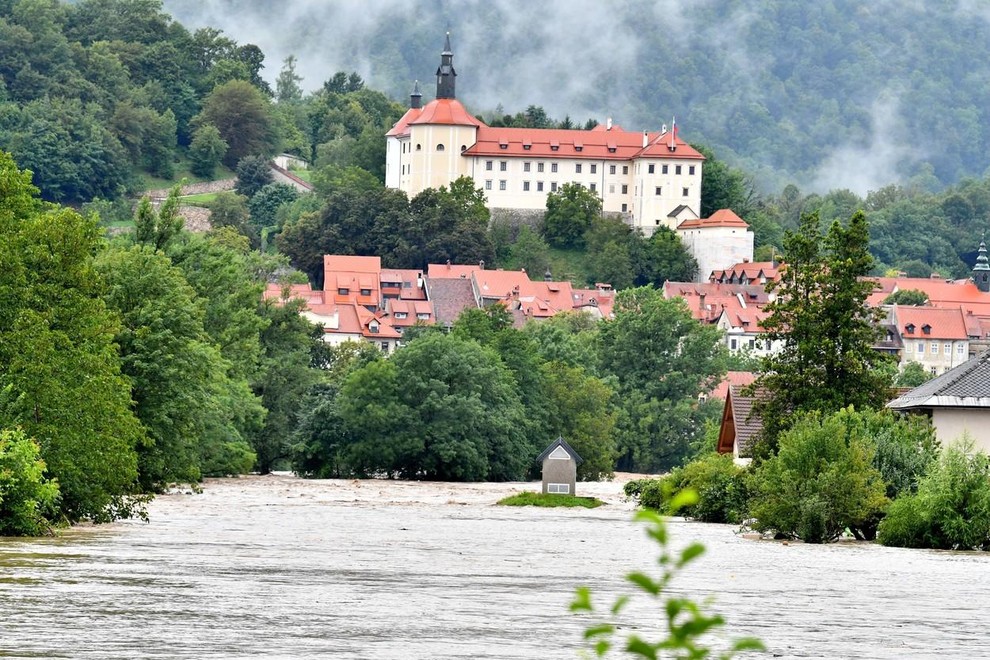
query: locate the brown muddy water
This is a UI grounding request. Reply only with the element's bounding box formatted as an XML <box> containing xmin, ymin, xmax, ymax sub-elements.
<box><xmin>1</xmin><ymin>474</ymin><xmax>989</xmax><ymax>659</ymax></box>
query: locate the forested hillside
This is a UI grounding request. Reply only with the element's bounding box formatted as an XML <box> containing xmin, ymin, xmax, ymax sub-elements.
<box><xmin>161</xmin><ymin>0</ymin><xmax>990</xmax><ymax>195</ymax></box>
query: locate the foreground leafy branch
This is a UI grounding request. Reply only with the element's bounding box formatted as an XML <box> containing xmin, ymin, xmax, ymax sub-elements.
<box><xmin>571</xmin><ymin>490</ymin><xmax>764</xmax><ymax>658</ymax></box>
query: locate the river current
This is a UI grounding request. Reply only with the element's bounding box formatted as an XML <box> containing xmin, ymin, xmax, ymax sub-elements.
<box><xmin>1</xmin><ymin>474</ymin><xmax>988</xmax><ymax>659</ymax></box>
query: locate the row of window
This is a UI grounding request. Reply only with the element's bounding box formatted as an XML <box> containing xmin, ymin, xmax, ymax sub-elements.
<box><xmin>483</xmin><ymin>180</ymin><xmax>691</xmax><ymax>198</ymax></box>
<box><xmin>482</xmin><ymin>160</ymin><xmax>696</xmax><ymax>176</ymax></box>
<box><xmin>908</xmin><ymin>342</ymin><xmax>966</xmax><ymax>355</ymax></box>
<box><xmin>401</xmin><ymin>143</ymin><xmax>464</xmax><ymax>153</ymax></box>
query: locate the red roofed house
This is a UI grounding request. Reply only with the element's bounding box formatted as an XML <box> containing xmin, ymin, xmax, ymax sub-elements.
<box><xmin>385</xmin><ymin>34</ymin><xmax>704</xmax><ymax>237</ymax></box>
<box><xmin>710</xmin><ymin>261</ymin><xmax>781</xmax><ymax>286</ymax></box>
<box><xmin>892</xmin><ymin>305</ymin><xmax>973</xmax><ymax>376</ymax></box>
<box><xmin>676</xmin><ymin>209</ymin><xmax>754</xmax><ymax>283</ymax></box>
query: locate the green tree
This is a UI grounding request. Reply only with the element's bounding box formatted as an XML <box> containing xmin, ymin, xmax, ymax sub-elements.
<box><xmin>751</xmin><ymin>211</ymin><xmax>893</xmax><ymax>455</ymax></box>
<box><xmin>0</xmin><ymin>153</ymin><xmax>143</xmax><ymax>522</ymax></box>
<box><xmin>248</xmin><ymin>182</ymin><xmax>298</xmax><ymax>247</ymax></box>
<box><xmin>0</xmin><ymin>428</ymin><xmax>59</xmax><ymax>536</ymax></box>
<box><xmin>695</xmin><ymin>143</ymin><xmax>759</xmax><ymax>219</ymax></box>
<box><xmin>508</xmin><ymin>225</ymin><xmax>551</xmax><ymax>277</ymax></box>
<box><xmin>883</xmin><ymin>289</ymin><xmax>929</xmax><ymax>306</ymax></box>
<box><xmin>748</xmin><ymin>408</ymin><xmax>890</xmax><ymax>543</ymax></box>
<box><xmin>95</xmin><ymin>244</ymin><xmax>243</xmax><ymax>489</ymax></box>
<box><xmin>188</xmin><ymin>123</ymin><xmax>228</xmax><ymax>178</ymax></box>
<box><xmin>195</xmin><ymin>79</ymin><xmax>277</xmax><ymax>166</ymax></box>
<box><xmin>894</xmin><ymin>361</ymin><xmax>934</xmax><ymax>388</ymax></box>
<box><xmin>275</xmin><ymin>54</ymin><xmax>303</xmax><ymax>103</ymax></box>
<box><xmin>598</xmin><ymin>287</ymin><xmax>727</xmax><ymax>471</ymax></box>
<box><xmin>542</xmin><ymin>182</ymin><xmax>601</xmax><ymax>249</ymax></box>
<box><xmin>252</xmin><ymin>298</ymin><xmax>322</xmax><ymax>472</ymax></box>
<box><xmin>338</xmin><ymin>333</ymin><xmax>532</xmax><ymax>481</ymax></box>
<box><xmin>207</xmin><ymin>191</ymin><xmax>251</xmax><ymax>237</ymax></box>
<box><xmin>133</xmin><ymin>185</ymin><xmax>183</xmax><ymax>251</ymax></box>
<box><xmin>235</xmin><ymin>154</ymin><xmax>274</xmax><ymax>198</ymax></box>
<box><xmin>635</xmin><ymin>226</ymin><xmax>698</xmax><ymax>285</ymax></box>
<box><xmin>877</xmin><ymin>438</ymin><xmax>990</xmax><ymax>550</ymax></box>
<box><xmin>540</xmin><ymin>361</ymin><xmax>617</xmax><ymax>481</ymax></box>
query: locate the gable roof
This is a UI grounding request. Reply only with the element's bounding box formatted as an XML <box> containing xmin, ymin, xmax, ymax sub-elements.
<box><xmin>893</xmin><ymin>305</ymin><xmax>969</xmax><ymax>340</ymax></box>
<box><xmin>717</xmin><ymin>385</ymin><xmax>764</xmax><ymax>458</ymax></box>
<box><xmin>535</xmin><ymin>436</ymin><xmax>584</xmax><ymax>465</ymax></box>
<box><xmin>888</xmin><ymin>351</ymin><xmax>990</xmax><ymax>410</ymax></box>
<box><xmin>385</xmin><ymin>106</ymin><xmax>424</xmax><ymax>137</ymax></box>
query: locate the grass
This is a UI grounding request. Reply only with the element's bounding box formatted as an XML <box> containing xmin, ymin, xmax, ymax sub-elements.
<box><xmin>133</xmin><ymin>159</ymin><xmax>236</xmax><ymax>194</ymax></box>
<box><xmin>547</xmin><ymin>247</ymin><xmax>593</xmax><ymax>287</ymax></box>
<box><xmin>180</xmin><ymin>192</ymin><xmax>219</xmax><ymax>206</ymax></box>
<box><xmin>289</xmin><ymin>168</ymin><xmax>313</xmax><ymax>183</ymax></box>
<box><xmin>497</xmin><ymin>491</ymin><xmax>605</xmax><ymax>508</ymax></box>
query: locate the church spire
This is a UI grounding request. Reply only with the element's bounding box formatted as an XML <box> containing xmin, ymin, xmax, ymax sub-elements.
<box><xmin>973</xmin><ymin>232</ymin><xmax>990</xmax><ymax>292</ymax></box>
<box><xmin>410</xmin><ymin>80</ymin><xmax>422</xmax><ymax>109</ymax></box>
<box><xmin>436</xmin><ymin>31</ymin><xmax>456</xmax><ymax>100</ymax></box>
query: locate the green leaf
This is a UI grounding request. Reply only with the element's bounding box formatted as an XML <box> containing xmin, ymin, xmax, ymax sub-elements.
<box><xmin>670</xmin><ymin>487</ymin><xmax>700</xmax><ymax>511</ymax></box>
<box><xmin>727</xmin><ymin>637</ymin><xmax>767</xmax><ymax>656</ymax></box>
<box><xmin>625</xmin><ymin>636</ymin><xmax>658</xmax><ymax>659</ymax></box>
<box><xmin>677</xmin><ymin>542</ymin><xmax>706</xmax><ymax>567</ymax></box>
<box><xmin>594</xmin><ymin>639</ymin><xmax>611</xmax><ymax>657</ymax></box>
<box><xmin>611</xmin><ymin>594</ymin><xmax>631</xmax><ymax>615</ymax></box>
<box><xmin>570</xmin><ymin>586</ymin><xmax>593</xmax><ymax>612</ymax></box>
<box><xmin>584</xmin><ymin>624</ymin><xmax>615</xmax><ymax>639</ymax></box>
<box><xmin>627</xmin><ymin>571</ymin><xmax>661</xmax><ymax>595</ymax></box>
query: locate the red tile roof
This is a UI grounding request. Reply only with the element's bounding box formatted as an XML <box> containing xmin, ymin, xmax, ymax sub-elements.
<box><xmin>324</xmin><ymin>255</ymin><xmax>381</xmax><ymax>273</ymax></box>
<box><xmin>710</xmin><ymin>261</ymin><xmax>781</xmax><ymax>284</ymax></box>
<box><xmin>407</xmin><ymin>98</ymin><xmax>486</xmax><ymax>128</ymax></box>
<box><xmin>427</xmin><ymin>262</ymin><xmax>483</xmax><ymax>279</ymax></box>
<box><xmin>677</xmin><ymin>208</ymin><xmax>749</xmax><ymax>230</ymax></box>
<box><xmin>385</xmin><ymin>107</ymin><xmax>424</xmax><ymax>137</ymax></box>
<box><xmin>462</xmin><ymin>125</ymin><xmax>704</xmax><ymax>161</ymax></box>
<box><xmin>865</xmin><ymin>277</ymin><xmax>987</xmax><ymax>307</ymax></box>
<box><xmin>708</xmin><ymin>371</ymin><xmax>757</xmax><ymax>401</ymax></box>
<box><xmin>894</xmin><ymin>305</ymin><xmax>969</xmax><ymax>340</ymax></box>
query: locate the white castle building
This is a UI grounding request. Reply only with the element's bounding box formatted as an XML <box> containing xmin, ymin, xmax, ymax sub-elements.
<box><xmin>385</xmin><ymin>34</ymin><xmax>705</xmax><ymax>236</ymax></box>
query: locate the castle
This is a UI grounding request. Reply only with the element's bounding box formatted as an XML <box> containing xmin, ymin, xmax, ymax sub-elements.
<box><xmin>385</xmin><ymin>34</ymin><xmax>706</xmax><ymax>237</ymax></box>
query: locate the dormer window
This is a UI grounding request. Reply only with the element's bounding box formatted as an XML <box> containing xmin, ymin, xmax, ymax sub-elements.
<box><xmin>416</xmin><ymin>312</ymin><xmax>430</xmax><ymax>320</ymax></box>
<box><xmin>905</xmin><ymin>323</ymin><xmax>915</xmax><ymax>333</ymax></box>
<box><xmin>607</xmin><ymin>142</ymin><xmax>617</xmax><ymax>153</ymax></box>
<box><xmin>922</xmin><ymin>324</ymin><xmax>932</xmax><ymax>335</ymax></box>
<box><xmin>394</xmin><ymin>312</ymin><xmax>408</xmax><ymax>319</ymax></box>
<box><xmin>360</xmin><ymin>288</ymin><xmax>371</xmax><ymax>296</ymax></box>
<box><xmin>499</xmin><ymin>138</ymin><xmax>508</xmax><ymax>149</ymax></box>
<box><xmin>550</xmin><ymin>140</ymin><xmax>559</xmax><ymax>151</ymax></box>
<box><xmin>574</xmin><ymin>141</ymin><xmax>583</xmax><ymax>152</ymax></box>
<box><xmin>523</xmin><ymin>140</ymin><xmax>532</xmax><ymax>150</ymax></box>
<box><xmin>338</xmin><ymin>287</ymin><xmax>349</xmax><ymax>295</ymax></box>
<box><xmin>369</xmin><ymin>321</ymin><xmax>380</xmax><ymax>334</ymax></box>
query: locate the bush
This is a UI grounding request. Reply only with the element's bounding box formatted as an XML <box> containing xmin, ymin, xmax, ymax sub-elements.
<box><xmin>0</xmin><ymin>429</ymin><xmax>60</xmax><ymax>536</ymax></box>
<box><xmin>623</xmin><ymin>454</ymin><xmax>749</xmax><ymax>524</ymax></box>
<box><xmin>748</xmin><ymin>407</ymin><xmax>889</xmax><ymax>543</ymax></box>
<box><xmin>877</xmin><ymin>438</ymin><xmax>990</xmax><ymax>550</ymax></box>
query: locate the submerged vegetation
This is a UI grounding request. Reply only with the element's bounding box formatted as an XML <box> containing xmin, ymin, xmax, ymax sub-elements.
<box><xmin>497</xmin><ymin>492</ymin><xmax>604</xmax><ymax>508</ymax></box>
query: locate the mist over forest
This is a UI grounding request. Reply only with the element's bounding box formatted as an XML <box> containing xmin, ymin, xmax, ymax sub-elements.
<box><xmin>160</xmin><ymin>0</ymin><xmax>990</xmax><ymax>195</ymax></box>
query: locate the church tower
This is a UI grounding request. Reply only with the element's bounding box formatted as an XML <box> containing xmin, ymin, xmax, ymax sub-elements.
<box><xmin>973</xmin><ymin>234</ymin><xmax>990</xmax><ymax>292</ymax></box>
<box><xmin>436</xmin><ymin>32</ymin><xmax>456</xmax><ymax>99</ymax></box>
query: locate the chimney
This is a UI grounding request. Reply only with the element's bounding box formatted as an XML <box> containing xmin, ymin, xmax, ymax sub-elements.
<box><xmin>606</xmin><ymin>117</ymin><xmax>612</xmax><ymax>131</ymax></box>
<box><xmin>699</xmin><ymin>292</ymin><xmax>707</xmax><ymax>320</ymax></box>
<box><xmin>544</xmin><ymin>267</ymin><xmax>553</xmax><ymax>282</ymax></box>
<box><xmin>479</xmin><ymin>259</ymin><xmax>485</xmax><ymax>270</ymax></box>
<box><xmin>642</xmin><ymin>131</ymin><xmax>648</xmax><ymax>148</ymax></box>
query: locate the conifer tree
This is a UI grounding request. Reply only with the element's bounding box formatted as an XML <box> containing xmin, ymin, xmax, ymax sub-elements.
<box><xmin>751</xmin><ymin>210</ymin><xmax>893</xmax><ymax>456</ymax></box>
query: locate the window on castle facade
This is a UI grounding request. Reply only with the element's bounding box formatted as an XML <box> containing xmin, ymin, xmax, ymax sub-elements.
<box><xmin>590</xmin><ymin>164</ymin><xmax>597</xmax><ymax>174</ymax></box>
<box><xmin>689</xmin><ymin>165</ymin><xmax>696</xmax><ymax>175</ymax></box>
<box><xmin>662</xmin><ymin>164</ymin><xmax>668</xmax><ymax>174</ymax></box>
<box><xmin>551</xmin><ymin>182</ymin><xmax>558</xmax><ymax>192</ymax></box>
<box><xmin>648</xmin><ymin>164</ymin><xmax>655</xmax><ymax>174</ymax></box>
<box><xmin>523</xmin><ymin>181</ymin><xmax>530</xmax><ymax>191</ymax></box>
<box><xmin>486</xmin><ymin>160</ymin><xmax>493</xmax><ymax>170</ymax></box>
<box><xmin>682</xmin><ymin>187</ymin><xmax>689</xmax><ymax>196</ymax></box>
<box><xmin>590</xmin><ymin>183</ymin><xmax>596</xmax><ymax>192</ymax></box>
<box><xmin>537</xmin><ymin>181</ymin><xmax>544</xmax><ymax>192</ymax></box>
<box><xmin>609</xmin><ymin>165</ymin><xmax>616</xmax><ymax>175</ymax></box>
<box><xmin>500</xmin><ymin>161</ymin><xmax>507</xmax><ymax>171</ymax></box>
<box><xmin>524</xmin><ymin>162</ymin><xmax>531</xmax><ymax>172</ymax></box>
<box><xmin>538</xmin><ymin>162</ymin><xmax>545</xmax><ymax>173</ymax></box>
<box><xmin>499</xmin><ymin>180</ymin><xmax>507</xmax><ymax>190</ymax></box>
<box><xmin>485</xmin><ymin>180</ymin><xmax>492</xmax><ymax>190</ymax></box>
<box><xmin>622</xmin><ymin>165</ymin><xmax>628</xmax><ymax>174</ymax></box>
<box><xmin>551</xmin><ymin>163</ymin><xmax>558</xmax><ymax>173</ymax></box>
<box><xmin>655</xmin><ymin>187</ymin><xmax>662</xmax><ymax>195</ymax></box>
<box><xmin>675</xmin><ymin>165</ymin><xmax>682</xmax><ymax>175</ymax></box>
<box><xmin>621</xmin><ymin>184</ymin><xmax>628</xmax><ymax>194</ymax></box>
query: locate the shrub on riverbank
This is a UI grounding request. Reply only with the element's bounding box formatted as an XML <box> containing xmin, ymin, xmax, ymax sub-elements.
<box><xmin>624</xmin><ymin>454</ymin><xmax>749</xmax><ymax>524</ymax></box>
<box><xmin>877</xmin><ymin>439</ymin><xmax>990</xmax><ymax>550</ymax></box>
<box><xmin>497</xmin><ymin>492</ymin><xmax>604</xmax><ymax>508</ymax></box>
<box><xmin>748</xmin><ymin>408</ymin><xmax>889</xmax><ymax>543</ymax></box>
<box><xmin>0</xmin><ymin>429</ymin><xmax>59</xmax><ymax>536</ymax></box>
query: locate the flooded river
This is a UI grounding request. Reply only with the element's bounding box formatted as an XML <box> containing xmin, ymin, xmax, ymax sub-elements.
<box><xmin>1</xmin><ymin>474</ymin><xmax>989</xmax><ymax>659</ymax></box>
